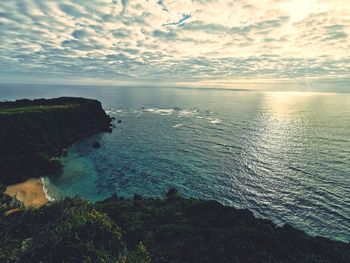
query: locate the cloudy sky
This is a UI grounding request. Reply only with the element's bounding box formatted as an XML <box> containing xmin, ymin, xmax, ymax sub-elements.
<box><xmin>0</xmin><ymin>0</ymin><xmax>349</xmax><ymax>85</ymax></box>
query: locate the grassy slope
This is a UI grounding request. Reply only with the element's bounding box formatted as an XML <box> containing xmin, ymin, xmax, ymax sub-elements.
<box><xmin>0</xmin><ymin>198</ymin><xmax>151</xmax><ymax>263</ymax></box>
<box><xmin>0</xmin><ymin>104</ymin><xmax>79</xmax><ymax>115</ymax></box>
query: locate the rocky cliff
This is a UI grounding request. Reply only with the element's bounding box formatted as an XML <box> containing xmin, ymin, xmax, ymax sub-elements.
<box><xmin>0</xmin><ymin>97</ymin><xmax>112</xmax><ymax>184</ymax></box>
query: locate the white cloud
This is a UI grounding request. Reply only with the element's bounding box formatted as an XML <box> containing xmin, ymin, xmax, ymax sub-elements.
<box><xmin>0</xmin><ymin>0</ymin><xmax>349</xmax><ymax>84</ymax></box>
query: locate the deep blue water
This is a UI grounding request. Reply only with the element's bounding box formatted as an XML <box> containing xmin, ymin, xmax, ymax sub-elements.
<box><xmin>1</xmin><ymin>84</ymin><xmax>350</xmax><ymax>242</ymax></box>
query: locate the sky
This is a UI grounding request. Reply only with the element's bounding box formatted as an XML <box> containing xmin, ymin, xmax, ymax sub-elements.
<box><xmin>0</xmin><ymin>0</ymin><xmax>349</xmax><ymax>86</ymax></box>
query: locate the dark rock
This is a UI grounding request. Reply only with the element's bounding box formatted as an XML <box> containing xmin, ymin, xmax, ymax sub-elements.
<box><xmin>2</xmin><ymin>194</ymin><xmax>12</xmax><ymax>206</ymax></box>
<box><xmin>166</xmin><ymin>187</ymin><xmax>179</xmax><ymax>200</ymax></box>
<box><xmin>117</xmin><ymin>120</ymin><xmax>122</xmax><ymax>123</ymax></box>
<box><xmin>0</xmin><ymin>97</ymin><xmax>112</xmax><ymax>184</ymax></box>
<box><xmin>0</xmin><ymin>182</ymin><xmax>6</xmax><ymax>194</ymax></box>
<box><xmin>100</xmin><ymin>194</ymin><xmax>119</xmax><ymax>203</ymax></box>
<box><xmin>9</xmin><ymin>194</ymin><xmax>24</xmax><ymax>208</ymax></box>
<box><xmin>111</xmin><ymin>194</ymin><xmax>118</xmax><ymax>201</ymax></box>
<box><xmin>92</xmin><ymin>141</ymin><xmax>101</xmax><ymax>148</ymax></box>
<box><xmin>133</xmin><ymin>194</ymin><xmax>142</xmax><ymax>206</ymax></box>
<box><xmin>61</xmin><ymin>148</ymin><xmax>68</xmax><ymax>156</ymax></box>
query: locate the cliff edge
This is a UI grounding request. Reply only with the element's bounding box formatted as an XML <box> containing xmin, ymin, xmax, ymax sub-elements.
<box><xmin>0</xmin><ymin>97</ymin><xmax>112</xmax><ymax>184</ymax></box>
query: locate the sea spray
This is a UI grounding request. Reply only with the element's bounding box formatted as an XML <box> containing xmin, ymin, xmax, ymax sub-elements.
<box><xmin>40</xmin><ymin>177</ymin><xmax>55</xmax><ymax>202</ymax></box>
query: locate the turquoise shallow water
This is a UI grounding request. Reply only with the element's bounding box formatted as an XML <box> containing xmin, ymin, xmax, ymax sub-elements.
<box><xmin>1</xmin><ymin>84</ymin><xmax>350</xmax><ymax>241</ymax></box>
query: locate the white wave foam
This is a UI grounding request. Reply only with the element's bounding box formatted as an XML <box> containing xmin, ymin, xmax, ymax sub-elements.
<box><xmin>106</xmin><ymin>109</ymin><xmax>123</xmax><ymax>114</ymax></box>
<box><xmin>177</xmin><ymin>110</ymin><xmax>195</xmax><ymax>117</ymax></box>
<box><xmin>141</xmin><ymin>108</ymin><xmax>220</xmax><ymax>124</ymax></box>
<box><xmin>173</xmin><ymin>124</ymin><xmax>184</xmax><ymax>128</ymax></box>
<box><xmin>143</xmin><ymin>107</ymin><xmax>200</xmax><ymax>118</ymax></box>
<box><xmin>40</xmin><ymin>177</ymin><xmax>55</xmax><ymax>202</ymax></box>
<box><xmin>143</xmin><ymin>108</ymin><xmax>175</xmax><ymax>115</ymax></box>
<box><xmin>207</xmin><ymin>118</ymin><xmax>222</xmax><ymax>124</ymax></box>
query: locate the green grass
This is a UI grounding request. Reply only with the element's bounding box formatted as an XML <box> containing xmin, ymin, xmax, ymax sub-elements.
<box><xmin>0</xmin><ymin>104</ymin><xmax>79</xmax><ymax>115</ymax></box>
<box><xmin>0</xmin><ymin>198</ymin><xmax>151</xmax><ymax>263</ymax></box>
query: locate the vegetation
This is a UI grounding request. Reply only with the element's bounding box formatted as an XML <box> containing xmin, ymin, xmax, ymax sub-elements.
<box><xmin>96</xmin><ymin>192</ymin><xmax>350</xmax><ymax>263</ymax></box>
<box><xmin>0</xmin><ymin>198</ymin><xmax>151</xmax><ymax>263</ymax></box>
<box><xmin>0</xmin><ymin>97</ymin><xmax>113</xmax><ymax>184</ymax></box>
<box><xmin>0</xmin><ymin>104</ymin><xmax>79</xmax><ymax>115</ymax></box>
<box><xmin>0</xmin><ymin>193</ymin><xmax>348</xmax><ymax>262</ymax></box>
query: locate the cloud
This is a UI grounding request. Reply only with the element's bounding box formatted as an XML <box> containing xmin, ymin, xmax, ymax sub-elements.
<box><xmin>153</xmin><ymin>29</ymin><xmax>178</xmax><ymax>40</ymax></box>
<box><xmin>58</xmin><ymin>3</ymin><xmax>84</xmax><ymax>18</ymax></box>
<box><xmin>121</xmin><ymin>0</ymin><xmax>129</xmax><ymax>14</ymax></box>
<box><xmin>0</xmin><ymin>0</ymin><xmax>349</xmax><ymax>84</ymax></box>
<box><xmin>180</xmin><ymin>21</ymin><xmax>229</xmax><ymax>33</ymax></box>
<box><xmin>163</xmin><ymin>14</ymin><xmax>191</xmax><ymax>26</ymax></box>
<box><xmin>157</xmin><ymin>0</ymin><xmax>169</xmax><ymax>12</ymax></box>
<box><xmin>72</xmin><ymin>30</ymin><xmax>86</xmax><ymax>39</ymax></box>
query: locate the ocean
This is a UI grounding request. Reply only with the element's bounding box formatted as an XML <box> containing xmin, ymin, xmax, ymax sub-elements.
<box><xmin>1</xmin><ymin>84</ymin><xmax>349</xmax><ymax>242</ymax></box>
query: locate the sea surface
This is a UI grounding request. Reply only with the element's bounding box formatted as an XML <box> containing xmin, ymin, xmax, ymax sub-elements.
<box><xmin>1</xmin><ymin>84</ymin><xmax>350</xmax><ymax>242</ymax></box>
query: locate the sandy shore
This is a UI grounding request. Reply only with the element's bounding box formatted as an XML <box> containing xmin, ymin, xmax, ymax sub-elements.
<box><xmin>5</xmin><ymin>178</ymin><xmax>49</xmax><ymax>208</ymax></box>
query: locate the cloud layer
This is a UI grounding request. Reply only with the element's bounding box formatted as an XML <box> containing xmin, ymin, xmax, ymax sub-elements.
<box><xmin>0</xmin><ymin>0</ymin><xmax>349</xmax><ymax>84</ymax></box>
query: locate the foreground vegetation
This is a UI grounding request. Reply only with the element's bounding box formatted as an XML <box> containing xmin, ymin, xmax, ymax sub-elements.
<box><xmin>0</xmin><ymin>191</ymin><xmax>349</xmax><ymax>262</ymax></box>
<box><xmin>0</xmin><ymin>97</ymin><xmax>113</xmax><ymax>184</ymax></box>
<box><xmin>0</xmin><ymin>197</ymin><xmax>151</xmax><ymax>263</ymax></box>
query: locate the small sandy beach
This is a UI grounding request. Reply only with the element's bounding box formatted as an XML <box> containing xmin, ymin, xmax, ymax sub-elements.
<box><xmin>5</xmin><ymin>178</ymin><xmax>48</xmax><ymax>208</ymax></box>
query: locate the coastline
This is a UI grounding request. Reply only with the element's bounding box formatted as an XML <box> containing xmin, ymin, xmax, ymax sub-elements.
<box><xmin>0</xmin><ymin>97</ymin><xmax>113</xmax><ymax>184</ymax></box>
<box><xmin>5</xmin><ymin>178</ymin><xmax>52</xmax><ymax>208</ymax></box>
<box><xmin>41</xmin><ymin>177</ymin><xmax>55</xmax><ymax>202</ymax></box>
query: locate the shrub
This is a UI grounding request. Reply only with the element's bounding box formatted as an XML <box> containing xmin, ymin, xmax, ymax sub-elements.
<box><xmin>0</xmin><ymin>198</ymin><xmax>122</xmax><ymax>262</ymax></box>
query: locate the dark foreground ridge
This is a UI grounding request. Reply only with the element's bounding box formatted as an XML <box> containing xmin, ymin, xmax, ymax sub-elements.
<box><xmin>0</xmin><ymin>193</ymin><xmax>349</xmax><ymax>262</ymax></box>
<box><xmin>0</xmin><ymin>97</ymin><xmax>113</xmax><ymax>184</ymax></box>
<box><xmin>0</xmin><ymin>97</ymin><xmax>349</xmax><ymax>262</ymax></box>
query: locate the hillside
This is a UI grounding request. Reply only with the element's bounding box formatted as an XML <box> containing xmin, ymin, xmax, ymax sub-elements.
<box><xmin>0</xmin><ymin>97</ymin><xmax>113</xmax><ymax>184</ymax></box>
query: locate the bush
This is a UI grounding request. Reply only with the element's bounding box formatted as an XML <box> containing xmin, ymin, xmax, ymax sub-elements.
<box><xmin>0</xmin><ymin>198</ymin><xmax>151</xmax><ymax>263</ymax></box>
<box><xmin>124</xmin><ymin>242</ymin><xmax>152</xmax><ymax>263</ymax></box>
<box><xmin>7</xmin><ymin>198</ymin><xmax>122</xmax><ymax>262</ymax></box>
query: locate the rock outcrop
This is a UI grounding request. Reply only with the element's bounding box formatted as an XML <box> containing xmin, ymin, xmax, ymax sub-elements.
<box><xmin>0</xmin><ymin>97</ymin><xmax>112</xmax><ymax>184</ymax></box>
